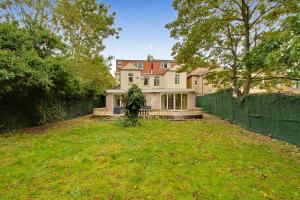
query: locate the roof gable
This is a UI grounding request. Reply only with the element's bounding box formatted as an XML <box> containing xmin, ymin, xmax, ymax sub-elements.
<box><xmin>122</xmin><ymin>63</ymin><xmax>141</xmax><ymax>70</ymax></box>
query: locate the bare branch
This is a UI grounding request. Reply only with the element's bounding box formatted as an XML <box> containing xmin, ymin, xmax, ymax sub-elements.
<box><xmin>252</xmin><ymin>76</ymin><xmax>300</xmax><ymax>82</ymax></box>
<box><xmin>250</xmin><ymin>1</ymin><xmax>283</xmax><ymax>27</ymax></box>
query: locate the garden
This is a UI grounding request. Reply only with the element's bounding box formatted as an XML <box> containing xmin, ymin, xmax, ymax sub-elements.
<box><xmin>0</xmin><ymin>115</ymin><xmax>299</xmax><ymax>199</ymax></box>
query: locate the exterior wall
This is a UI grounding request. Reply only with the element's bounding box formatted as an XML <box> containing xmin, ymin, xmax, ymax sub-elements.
<box><xmin>146</xmin><ymin>75</ymin><xmax>164</xmax><ymax>89</ymax></box>
<box><xmin>106</xmin><ymin>94</ymin><xmax>113</xmax><ymax>112</ymax></box>
<box><xmin>187</xmin><ymin>76</ymin><xmax>193</xmax><ymax>88</ymax></box>
<box><xmin>145</xmin><ymin>93</ymin><xmax>161</xmax><ymax>109</ymax></box>
<box><xmin>188</xmin><ymin>75</ymin><xmax>215</xmax><ymax>95</ymax></box>
<box><xmin>202</xmin><ymin>76</ymin><xmax>215</xmax><ymax>94</ymax></box>
<box><xmin>188</xmin><ymin>93</ymin><xmax>196</xmax><ymax>109</ymax></box>
<box><xmin>115</xmin><ymin>73</ymin><xmax>120</xmax><ymax>86</ymax></box>
<box><xmin>164</xmin><ymin>71</ymin><xmax>187</xmax><ymax>89</ymax></box>
<box><xmin>120</xmin><ymin>70</ymin><xmax>142</xmax><ymax>90</ymax></box>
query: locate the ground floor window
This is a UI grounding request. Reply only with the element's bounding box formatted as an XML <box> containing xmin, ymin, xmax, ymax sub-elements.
<box><xmin>161</xmin><ymin>93</ymin><xmax>188</xmax><ymax>110</ymax></box>
<box><xmin>113</xmin><ymin>95</ymin><xmax>122</xmax><ymax>107</ymax></box>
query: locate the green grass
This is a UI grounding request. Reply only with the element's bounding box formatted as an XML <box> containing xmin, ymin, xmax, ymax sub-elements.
<box><xmin>0</xmin><ymin>116</ymin><xmax>299</xmax><ymax>199</ymax></box>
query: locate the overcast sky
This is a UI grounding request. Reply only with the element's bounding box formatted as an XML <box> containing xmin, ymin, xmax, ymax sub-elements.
<box><xmin>101</xmin><ymin>0</ymin><xmax>177</xmax><ymax>74</ymax></box>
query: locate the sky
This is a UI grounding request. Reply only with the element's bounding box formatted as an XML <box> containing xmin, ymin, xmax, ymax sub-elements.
<box><xmin>101</xmin><ymin>0</ymin><xmax>177</xmax><ymax>74</ymax></box>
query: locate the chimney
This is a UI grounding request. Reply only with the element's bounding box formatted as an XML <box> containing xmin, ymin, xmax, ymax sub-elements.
<box><xmin>147</xmin><ymin>54</ymin><xmax>154</xmax><ymax>61</ymax></box>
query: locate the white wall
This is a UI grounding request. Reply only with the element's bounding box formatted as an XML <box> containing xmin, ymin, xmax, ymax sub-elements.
<box><xmin>120</xmin><ymin>70</ymin><xmax>142</xmax><ymax>90</ymax></box>
<box><xmin>164</xmin><ymin>71</ymin><xmax>187</xmax><ymax>89</ymax></box>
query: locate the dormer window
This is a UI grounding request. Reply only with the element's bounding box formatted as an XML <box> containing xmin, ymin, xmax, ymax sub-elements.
<box><xmin>135</xmin><ymin>62</ymin><xmax>143</xmax><ymax>69</ymax></box>
<box><xmin>160</xmin><ymin>62</ymin><xmax>171</xmax><ymax>69</ymax></box>
<box><xmin>117</xmin><ymin>61</ymin><xmax>122</xmax><ymax>67</ymax></box>
<box><xmin>128</xmin><ymin>73</ymin><xmax>133</xmax><ymax>83</ymax></box>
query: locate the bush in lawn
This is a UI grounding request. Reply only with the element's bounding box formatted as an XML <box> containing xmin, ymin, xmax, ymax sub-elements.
<box><xmin>121</xmin><ymin>85</ymin><xmax>146</xmax><ymax>127</ymax></box>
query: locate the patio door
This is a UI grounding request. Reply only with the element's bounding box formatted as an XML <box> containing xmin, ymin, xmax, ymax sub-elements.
<box><xmin>113</xmin><ymin>95</ymin><xmax>123</xmax><ymax>114</ymax></box>
<box><xmin>161</xmin><ymin>93</ymin><xmax>188</xmax><ymax>110</ymax></box>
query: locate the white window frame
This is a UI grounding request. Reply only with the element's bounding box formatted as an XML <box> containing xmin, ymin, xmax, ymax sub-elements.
<box><xmin>160</xmin><ymin>62</ymin><xmax>171</xmax><ymax>69</ymax></box>
<box><xmin>194</xmin><ymin>80</ymin><xmax>198</xmax><ymax>86</ymax></box>
<box><xmin>143</xmin><ymin>76</ymin><xmax>149</xmax><ymax>86</ymax></box>
<box><xmin>135</xmin><ymin>62</ymin><xmax>143</xmax><ymax>69</ymax></box>
<box><xmin>128</xmin><ymin>73</ymin><xmax>133</xmax><ymax>83</ymax></box>
<box><xmin>160</xmin><ymin>93</ymin><xmax>188</xmax><ymax>110</ymax></box>
<box><xmin>154</xmin><ymin>77</ymin><xmax>160</xmax><ymax>86</ymax></box>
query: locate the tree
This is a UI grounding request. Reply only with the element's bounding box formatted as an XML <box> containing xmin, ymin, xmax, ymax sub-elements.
<box><xmin>68</xmin><ymin>56</ymin><xmax>115</xmax><ymax>95</ymax></box>
<box><xmin>53</xmin><ymin>0</ymin><xmax>121</xmax><ymax>58</ymax></box>
<box><xmin>0</xmin><ymin>0</ymin><xmax>54</xmax><ymax>30</ymax></box>
<box><xmin>243</xmin><ymin>15</ymin><xmax>300</xmax><ymax>91</ymax></box>
<box><xmin>121</xmin><ymin>85</ymin><xmax>146</xmax><ymax>127</ymax></box>
<box><xmin>0</xmin><ymin>22</ymin><xmax>87</xmax><ymax>126</ymax></box>
<box><xmin>166</xmin><ymin>0</ymin><xmax>299</xmax><ymax>97</ymax></box>
<box><xmin>53</xmin><ymin>0</ymin><xmax>120</xmax><ymax>94</ymax></box>
<box><xmin>1</xmin><ymin>0</ymin><xmax>120</xmax><ymax>95</ymax></box>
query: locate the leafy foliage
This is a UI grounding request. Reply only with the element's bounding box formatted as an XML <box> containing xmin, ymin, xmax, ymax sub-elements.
<box><xmin>53</xmin><ymin>0</ymin><xmax>120</xmax><ymax>58</ymax></box>
<box><xmin>166</xmin><ymin>0</ymin><xmax>299</xmax><ymax>96</ymax></box>
<box><xmin>243</xmin><ymin>15</ymin><xmax>300</xmax><ymax>90</ymax></box>
<box><xmin>1</xmin><ymin>0</ymin><xmax>119</xmax><ymax>96</ymax></box>
<box><xmin>0</xmin><ymin>22</ymin><xmax>91</xmax><ymax>130</ymax></box>
<box><xmin>121</xmin><ymin>85</ymin><xmax>146</xmax><ymax>127</ymax></box>
<box><xmin>0</xmin><ymin>0</ymin><xmax>120</xmax><ymax>130</ymax></box>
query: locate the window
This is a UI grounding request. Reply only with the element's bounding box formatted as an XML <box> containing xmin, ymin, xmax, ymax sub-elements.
<box><xmin>128</xmin><ymin>73</ymin><xmax>133</xmax><ymax>83</ymax></box>
<box><xmin>161</xmin><ymin>93</ymin><xmax>188</xmax><ymax>110</ymax></box>
<box><xmin>182</xmin><ymin>94</ymin><xmax>188</xmax><ymax>110</ymax></box>
<box><xmin>135</xmin><ymin>62</ymin><xmax>143</xmax><ymax>69</ymax></box>
<box><xmin>168</xmin><ymin>94</ymin><xmax>174</xmax><ymax>110</ymax></box>
<box><xmin>117</xmin><ymin>61</ymin><xmax>122</xmax><ymax>67</ymax></box>
<box><xmin>175</xmin><ymin>74</ymin><xmax>180</xmax><ymax>84</ymax></box>
<box><xmin>292</xmin><ymin>81</ymin><xmax>299</xmax><ymax>89</ymax></box>
<box><xmin>194</xmin><ymin>80</ymin><xmax>198</xmax><ymax>86</ymax></box>
<box><xmin>154</xmin><ymin>77</ymin><xmax>160</xmax><ymax>86</ymax></box>
<box><xmin>160</xmin><ymin>62</ymin><xmax>171</xmax><ymax>69</ymax></box>
<box><xmin>161</xmin><ymin>94</ymin><xmax>167</xmax><ymax>110</ymax></box>
<box><xmin>143</xmin><ymin>77</ymin><xmax>149</xmax><ymax>86</ymax></box>
<box><xmin>175</xmin><ymin>94</ymin><xmax>181</xmax><ymax>110</ymax></box>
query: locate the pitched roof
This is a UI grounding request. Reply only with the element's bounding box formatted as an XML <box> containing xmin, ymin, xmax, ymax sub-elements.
<box><xmin>116</xmin><ymin>60</ymin><xmax>177</xmax><ymax>75</ymax></box>
<box><xmin>188</xmin><ymin>68</ymin><xmax>210</xmax><ymax>77</ymax></box>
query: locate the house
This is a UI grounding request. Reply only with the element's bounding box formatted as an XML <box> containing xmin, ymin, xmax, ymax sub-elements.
<box><xmin>105</xmin><ymin>58</ymin><xmax>197</xmax><ymax>114</ymax></box>
<box><xmin>187</xmin><ymin>68</ymin><xmax>216</xmax><ymax>95</ymax></box>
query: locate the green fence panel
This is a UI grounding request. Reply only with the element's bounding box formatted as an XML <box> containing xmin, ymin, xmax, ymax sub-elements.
<box><xmin>196</xmin><ymin>90</ymin><xmax>300</xmax><ymax>146</ymax></box>
<box><xmin>63</xmin><ymin>98</ymin><xmax>94</xmax><ymax>119</ymax></box>
<box><xmin>276</xmin><ymin>95</ymin><xmax>300</xmax><ymax>145</ymax></box>
<box><xmin>93</xmin><ymin>95</ymin><xmax>106</xmax><ymax>108</ymax></box>
<box><xmin>247</xmin><ymin>95</ymin><xmax>263</xmax><ymax>133</ymax></box>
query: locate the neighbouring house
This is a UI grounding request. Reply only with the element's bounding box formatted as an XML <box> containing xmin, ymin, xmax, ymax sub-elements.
<box><xmin>105</xmin><ymin>58</ymin><xmax>196</xmax><ymax>114</ymax></box>
<box><xmin>187</xmin><ymin>68</ymin><xmax>216</xmax><ymax>95</ymax></box>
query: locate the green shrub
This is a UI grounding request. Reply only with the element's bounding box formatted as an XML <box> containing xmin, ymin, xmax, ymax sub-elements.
<box><xmin>120</xmin><ymin>85</ymin><xmax>146</xmax><ymax>127</ymax></box>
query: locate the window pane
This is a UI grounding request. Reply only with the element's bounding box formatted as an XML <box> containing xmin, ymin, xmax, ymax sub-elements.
<box><xmin>168</xmin><ymin>94</ymin><xmax>174</xmax><ymax>110</ymax></box>
<box><xmin>154</xmin><ymin>77</ymin><xmax>160</xmax><ymax>86</ymax></box>
<box><xmin>182</xmin><ymin>94</ymin><xmax>187</xmax><ymax>110</ymax></box>
<box><xmin>161</xmin><ymin>94</ymin><xmax>167</xmax><ymax>110</ymax></box>
<box><xmin>175</xmin><ymin>94</ymin><xmax>181</xmax><ymax>110</ymax></box>
<box><xmin>144</xmin><ymin>77</ymin><xmax>149</xmax><ymax>85</ymax></box>
<box><xmin>128</xmin><ymin>73</ymin><xmax>133</xmax><ymax>82</ymax></box>
<box><xmin>175</xmin><ymin>74</ymin><xmax>180</xmax><ymax>84</ymax></box>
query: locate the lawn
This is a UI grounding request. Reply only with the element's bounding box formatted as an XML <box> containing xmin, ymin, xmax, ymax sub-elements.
<box><xmin>0</xmin><ymin>115</ymin><xmax>299</xmax><ymax>199</ymax></box>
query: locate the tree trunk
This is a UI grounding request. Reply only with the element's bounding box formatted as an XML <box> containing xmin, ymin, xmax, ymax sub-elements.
<box><xmin>241</xmin><ymin>0</ymin><xmax>252</xmax><ymax>97</ymax></box>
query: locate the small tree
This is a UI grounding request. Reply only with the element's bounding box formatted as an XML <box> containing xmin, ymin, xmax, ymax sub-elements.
<box><xmin>121</xmin><ymin>85</ymin><xmax>146</xmax><ymax>127</ymax></box>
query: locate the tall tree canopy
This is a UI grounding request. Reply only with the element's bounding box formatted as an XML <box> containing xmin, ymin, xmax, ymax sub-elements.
<box><xmin>1</xmin><ymin>0</ymin><xmax>120</xmax><ymax>95</ymax></box>
<box><xmin>166</xmin><ymin>0</ymin><xmax>299</xmax><ymax>96</ymax></box>
<box><xmin>53</xmin><ymin>0</ymin><xmax>121</xmax><ymax>58</ymax></box>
